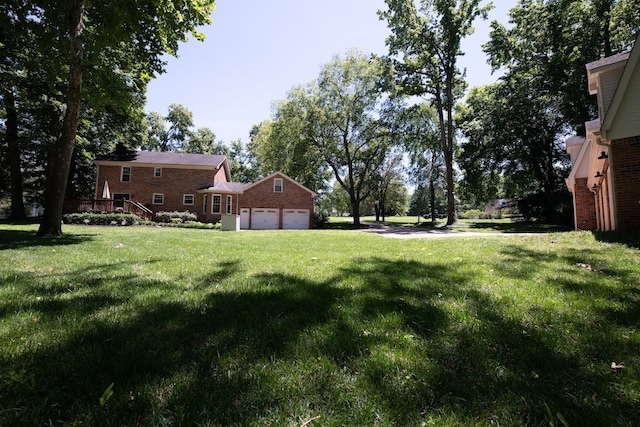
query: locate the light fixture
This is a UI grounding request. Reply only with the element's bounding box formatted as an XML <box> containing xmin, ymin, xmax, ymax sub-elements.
<box><xmin>595</xmin><ymin>171</ymin><xmax>603</xmax><ymax>178</ymax></box>
<box><xmin>598</xmin><ymin>151</ymin><xmax>609</xmax><ymax>160</ymax></box>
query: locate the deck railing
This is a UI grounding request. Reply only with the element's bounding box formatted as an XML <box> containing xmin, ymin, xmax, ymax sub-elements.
<box><xmin>63</xmin><ymin>199</ymin><xmax>154</xmax><ymax>221</ymax></box>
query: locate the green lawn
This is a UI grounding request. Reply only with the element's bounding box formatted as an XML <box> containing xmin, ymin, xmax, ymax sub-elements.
<box><xmin>1</xmin><ymin>224</ymin><xmax>639</xmax><ymax>426</ymax></box>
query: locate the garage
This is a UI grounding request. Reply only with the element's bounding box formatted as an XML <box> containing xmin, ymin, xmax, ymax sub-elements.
<box><xmin>282</xmin><ymin>209</ymin><xmax>310</xmax><ymax>229</ymax></box>
<box><xmin>251</xmin><ymin>208</ymin><xmax>279</xmax><ymax>229</ymax></box>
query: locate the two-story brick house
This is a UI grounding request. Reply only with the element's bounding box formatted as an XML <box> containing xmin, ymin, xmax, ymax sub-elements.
<box><xmin>565</xmin><ymin>34</ymin><xmax>640</xmax><ymax>231</ymax></box>
<box><xmin>93</xmin><ymin>145</ymin><xmax>316</xmax><ymax>229</ymax></box>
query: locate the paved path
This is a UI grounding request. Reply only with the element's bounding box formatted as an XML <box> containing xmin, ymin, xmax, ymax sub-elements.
<box><xmin>357</xmin><ymin>222</ymin><xmax>538</xmax><ymax>239</ymax></box>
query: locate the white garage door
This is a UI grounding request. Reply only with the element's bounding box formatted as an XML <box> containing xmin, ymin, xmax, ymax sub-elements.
<box><xmin>283</xmin><ymin>209</ymin><xmax>310</xmax><ymax>229</ymax></box>
<box><xmin>251</xmin><ymin>208</ymin><xmax>279</xmax><ymax>229</ymax></box>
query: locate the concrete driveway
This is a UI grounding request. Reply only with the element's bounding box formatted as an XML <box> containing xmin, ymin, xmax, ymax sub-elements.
<box><xmin>357</xmin><ymin>223</ymin><xmax>535</xmax><ymax>239</ymax></box>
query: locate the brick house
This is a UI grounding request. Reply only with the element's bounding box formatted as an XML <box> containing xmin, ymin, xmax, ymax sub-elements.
<box><xmin>565</xmin><ymin>35</ymin><xmax>640</xmax><ymax>231</ymax></box>
<box><xmin>93</xmin><ymin>145</ymin><xmax>316</xmax><ymax>229</ymax></box>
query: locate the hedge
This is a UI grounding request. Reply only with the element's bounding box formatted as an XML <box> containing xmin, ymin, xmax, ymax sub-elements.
<box><xmin>63</xmin><ymin>213</ymin><xmax>139</xmax><ymax>226</ymax></box>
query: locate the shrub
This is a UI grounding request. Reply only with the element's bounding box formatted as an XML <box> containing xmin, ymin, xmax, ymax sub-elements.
<box><xmin>155</xmin><ymin>211</ymin><xmax>198</xmax><ymax>223</ymax></box>
<box><xmin>313</xmin><ymin>209</ymin><xmax>329</xmax><ymax>228</ymax></box>
<box><xmin>63</xmin><ymin>213</ymin><xmax>139</xmax><ymax>226</ymax></box>
<box><xmin>154</xmin><ymin>221</ymin><xmax>219</xmax><ymax>230</ymax></box>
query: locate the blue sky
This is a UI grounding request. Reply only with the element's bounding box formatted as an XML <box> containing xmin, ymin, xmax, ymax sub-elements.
<box><xmin>145</xmin><ymin>0</ymin><xmax>515</xmax><ymax>144</ymax></box>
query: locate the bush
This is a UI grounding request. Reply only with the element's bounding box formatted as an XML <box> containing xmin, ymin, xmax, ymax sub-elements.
<box><xmin>313</xmin><ymin>209</ymin><xmax>329</xmax><ymax>228</ymax></box>
<box><xmin>63</xmin><ymin>213</ymin><xmax>139</xmax><ymax>226</ymax></box>
<box><xmin>153</xmin><ymin>221</ymin><xmax>219</xmax><ymax>230</ymax></box>
<box><xmin>155</xmin><ymin>211</ymin><xmax>198</xmax><ymax>223</ymax></box>
<box><xmin>517</xmin><ymin>191</ymin><xmax>573</xmax><ymax>225</ymax></box>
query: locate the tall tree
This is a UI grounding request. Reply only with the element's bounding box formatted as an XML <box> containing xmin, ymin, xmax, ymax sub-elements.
<box><xmin>403</xmin><ymin>103</ymin><xmax>443</xmax><ymax>222</ymax></box>
<box><xmin>165</xmin><ymin>103</ymin><xmax>195</xmax><ymax>151</ymax></box>
<box><xmin>306</xmin><ymin>52</ymin><xmax>402</xmax><ymax>225</ymax></box>
<box><xmin>484</xmin><ymin>0</ymin><xmax>640</xmax><ymax>135</ymax></box>
<box><xmin>26</xmin><ymin>0</ymin><xmax>216</xmax><ymax>237</ymax></box>
<box><xmin>250</xmin><ymin>91</ymin><xmax>329</xmax><ymax>192</ymax></box>
<box><xmin>380</xmin><ymin>0</ymin><xmax>491</xmax><ymax>225</ymax></box>
<box><xmin>370</xmin><ymin>150</ymin><xmax>405</xmax><ymax>222</ymax></box>
<box><xmin>458</xmin><ymin>82</ymin><xmax>569</xmax><ymax>218</ymax></box>
<box><xmin>460</xmin><ymin>0</ymin><xmax>640</xmax><ymax>221</ymax></box>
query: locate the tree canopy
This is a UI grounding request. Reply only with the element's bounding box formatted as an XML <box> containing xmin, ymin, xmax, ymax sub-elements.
<box><xmin>253</xmin><ymin>51</ymin><xmax>405</xmax><ymax>225</ymax></box>
<box><xmin>1</xmin><ymin>0</ymin><xmax>216</xmax><ymax>236</ymax></box>
<box><xmin>380</xmin><ymin>0</ymin><xmax>492</xmax><ymax>225</ymax></box>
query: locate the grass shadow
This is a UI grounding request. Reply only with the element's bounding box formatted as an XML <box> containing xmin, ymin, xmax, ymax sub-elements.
<box><xmin>0</xmin><ymin>229</ymin><xmax>95</xmax><ymax>250</ymax></box>
<box><xmin>593</xmin><ymin>230</ymin><xmax>640</xmax><ymax>250</ymax></box>
<box><xmin>1</xmin><ymin>253</ymin><xmax>639</xmax><ymax>425</ymax></box>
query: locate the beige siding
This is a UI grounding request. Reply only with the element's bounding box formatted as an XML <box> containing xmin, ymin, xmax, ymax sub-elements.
<box><xmin>600</xmin><ymin>68</ymin><xmax>625</xmax><ymax>119</ymax></box>
<box><xmin>606</xmin><ymin>67</ymin><xmax>640</xmax><ymax>141</ymax></box>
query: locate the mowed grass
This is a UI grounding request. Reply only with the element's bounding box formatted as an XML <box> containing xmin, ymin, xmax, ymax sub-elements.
<box><xmin>1</xmin><ymin>224</ymin><xmax>639</xmax><ymax>426</ymax></box>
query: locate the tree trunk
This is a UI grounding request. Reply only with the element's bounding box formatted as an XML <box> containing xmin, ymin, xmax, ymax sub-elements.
<box><xmin>351</xmin><ymin>194</ymin><xmax>361</xmax><ymax>226</ymax></box>
<box><xmin>4</xmin><ymin>90</ymin><xmax>27</xmax><ymax>220</ymax></box>
<box><xmin>37</xmin><ymin>0</ymin><xmax>84</xmax><ymax>237</ymax></box>
<box><xmin>429</xmin><ymin>178</ymin><xmax>436</xmax><ymax>223</ymax></box>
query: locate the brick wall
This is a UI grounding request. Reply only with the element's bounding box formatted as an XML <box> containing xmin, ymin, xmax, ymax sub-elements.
<box><xmin>96</xmin><ymin>165</ymin><xmax>216</xmax><ymax>215</ymax></box>
<box><xmin>239</xmin><ymin>174</ymin><xmax>315</xmax><ymax>228</ymax></box>
<box><xmin>612</xmin><ymin>136</ymin><xmax>640</xmax><ymax>230</ymax></box>
<box><xmin>574</xmin><ymin>178</ymin><xmax>597</xmax><ymax>230</ymax></box>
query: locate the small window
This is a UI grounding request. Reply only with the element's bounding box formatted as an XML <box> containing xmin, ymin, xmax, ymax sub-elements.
<box><xmin>154</xmin><ymin>167</ymin><xmax>162</xmax><ymax>178</ymax></box>
<box><xmin>183</xmin><ymin>194</ymin><xmax>194</xmax><ymax>205</ymax></box>
<box><xmin>212</xmin><ymin>194</ymin><xmax>221</xmax><ymax>214</ymax></box>
<box><xmin>121</xmin><ymin>166</ymin><xmax>131</xmax><ymax>182</ymax></box>
<box><xmin>203</xmin><ymin>194</ymin><xmax>208</xmax><ymax>214</ymax></box>
<box><xmin>152</xmin><ymin>193</ymin><xmax>164</xmax><ymax>205</ymax></box>
<box><xmin>226</xmin><ymin>195</ymin><xmax>232</xmax><ymax>214</ymax></box>
<box><xmin>274</xmin><ymin>178</ymin><xmax>283</xmax><ymax>193</ymax></box>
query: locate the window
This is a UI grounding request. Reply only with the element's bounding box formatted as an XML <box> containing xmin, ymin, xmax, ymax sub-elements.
<box><xmin>226</xmin><ymin>195</ymin><xmax>233</xmax><ymax>214</ymax></box>
<box><xmin>203</xmin><ymin>194</ymin><xmax>208</xmax><ymax>214</ymax></box>
<box><xmin>121</xmin><ymin>166</ymin><xmax>131</xmax><ymax>182</ymax></box>
<box><xmin>152</xmin><ymin>193</ymin><xmax>164</xmax><ymax>205</ymax></box>
<box><xmin>212</xmin><ymin>194</ymin><xmax>221</xmax><ymax>213</ymax></box>
<box><xmin>154</xmin><ymin>167</ymin><xmax>162</xmax><ymax>178</ymax></box>
<box><xmin>183</xmin><ymin>194</ymin><xmax>194</xmax><ymax>205</ymax></box>
<box><xmin>274</xmin><ymin>178</ymin><xmax>283</xmax><ymax>193</ymax></box>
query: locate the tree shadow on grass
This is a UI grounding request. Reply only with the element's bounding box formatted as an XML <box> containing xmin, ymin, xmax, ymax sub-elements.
<box><xmin>1</xmin><ymin>255</ymin><xmax>639</xmax><ymax>425</ymax></box>
<box><xmin>593</xmin><ymin>230</ymin><xmax>640</xmax><ymax>250</ymax></box>
<box><xmin>0</xmin><ymin>228</ymin><xmax>95</xmax><ymax>250</ymax></box>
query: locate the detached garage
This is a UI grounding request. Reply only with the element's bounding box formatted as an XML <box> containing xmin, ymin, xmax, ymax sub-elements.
<box><xmin>202</xmin><ymin>172</ymin><xmax>317</xmax><ymax>230</ymax></box>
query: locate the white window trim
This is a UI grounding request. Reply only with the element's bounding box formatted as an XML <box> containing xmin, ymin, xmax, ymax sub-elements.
<box><xmin>152</xmin><ymin>193</ymin><xmax>164</xmax><ymax>205</ymax></box>
<box><xmin>211</xmin><ymin>194</ymin><xmax>222</xmax><ymax>214</ymax></box>
<box><xmin>121</xmin><ymin>166</ymin><xmax>131</xmax><ymax>182</ymax></box>
<box><xmin>274</xmin><ymin>178</ymin><xmax>283</xmax><ymax>193</ymax></box>
<box><xmin>203</xmin><ymin>194</ymin><xmax>208</xmax><ymax>214</ymax></box>
<box><xmin>226</xmin><ymin>195</ymin><xmax>233</xmax><ymax>214</ymax></box>
<box><xmin>154</xmin><ymin>167</ymin><xmax>162</xmax><ymax>178</ymax></box>
<box><xmin>183</xmin><ymin>194</ymin><xmax>194</xmax><ymax>205</ymax></box>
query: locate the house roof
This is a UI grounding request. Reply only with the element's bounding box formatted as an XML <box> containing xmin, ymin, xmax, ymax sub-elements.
<box><xmin>586</xmin><ymin>51</ymin><xmax>630</xmax><ymax>72</ymax></box>
<box><xmin>198</xmin><ymin>172</ymin><xmax>318</xmax><ymax>197</ymax></box>
<box><xmin>585</xmin><ymin>119</ymin><xmax>601</xmax><ymax>132</ymax></box>
<box><xmin>95</xmin><ymin>145</ymin><xmax>231</xmax><ymax>180</ymax></box>
<box><xmin>565</xmin><ymin>135</ymin><xmax>585</xmax><ymax>148</ymax></box>
<box><xmin>96</xmin><ymin>149</ymin><xmax>227</xmax><ymax>169</ymax></box>
<box><xmin>200</xmin><ymin>182</ymin><xmax>251</xmax><ymax>194</ymax></box>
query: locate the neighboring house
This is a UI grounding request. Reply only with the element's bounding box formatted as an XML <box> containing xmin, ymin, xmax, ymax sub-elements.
<box><xmin>565</xmin><ymin>35</ymin><xmax>640</xmax><ymax>231</ymax></box>
<box><xmin>93</xmin><ymin>145</ymin><xmax>316</xmax><ymax>229</ymax></box>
